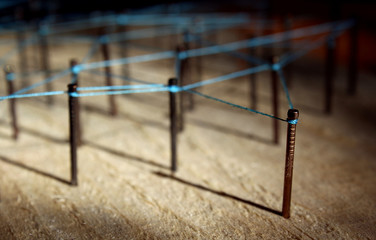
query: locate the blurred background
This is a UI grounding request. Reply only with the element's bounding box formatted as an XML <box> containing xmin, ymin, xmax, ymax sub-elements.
<box><xmin>0</xmin><ymin>0</ymin><xmax>375</xmax><ymax>71</ymax></box>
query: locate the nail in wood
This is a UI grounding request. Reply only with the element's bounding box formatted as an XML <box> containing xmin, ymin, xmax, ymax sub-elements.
<box><xmin>101</xmin><ymin>36</ymin><xmax>117</xmax><ymax>116</ymax></box>
<box><xmin>68</xmin><ymin>83</ymin><xmax>78</xmax><ymax>186</ymax></box>
<box><xmin>169</xmin><ymin>78</ymin><xmax>178</xmax><ymax>172</ymax></box>
<box><xmin>70</xmin><ymin>59</ymin><xmax>82</xmax><ymax>146</ymax></box>
<box><xmin>4</xmin><ymin>65</ymin><xmax>19</xmax><ymax>140</ymax></box>
<box><xmin>271</xmin><ymin>56</ymin><xmax>280</xmax><ymax>144</ymax></box>
<box><xmin>282</xmin><ymin>109</ymin><xmax>299</xmax><ymax>218</ymax></box>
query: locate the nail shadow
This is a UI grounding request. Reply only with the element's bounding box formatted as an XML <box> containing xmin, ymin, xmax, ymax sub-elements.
<box><xmin>82</xmin><ymin>103</ymin><xmax>167</xmax><ymax>131</ymax></box>
<box><xmin>20</xmin><ymin>126</ymin><xmax>68</xmax><ymax>144</ymax></box>
<box><xmin>153</xmin><ymin>171</ymin><xmax>282</xmax><ymax>216</ymax></box>
<box><xmin>188</xmin><ymin>118</ymin><xmax>274</xmax><ymax>145</ymax></box>
<box><xmin>0</xmin><ymin>155</ymin><xmax>71</xmax><ymax>185</ymax></box>
<box><xmin>84</xmin><ymin>140</ymin><xmax>169</xmax><ymax>170</ymax></box>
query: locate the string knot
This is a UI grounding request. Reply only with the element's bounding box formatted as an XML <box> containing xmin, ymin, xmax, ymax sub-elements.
<box><xmin>272</xmin><ymin>63</ymin><xmax>281</xmax><ymax>71</ymax></box>
<box><xmin>68</xmin><ymin>92</ymin><xmax>79</xmax><ymax>97</ymax></box>
<box><xmin>6</xmin><ymin>73</ymin><xmax>15</xmax><ymax>81</ymax></box>
<box><xmin>287</xmin><ymin>119</ymin><xmax>298</xmax><ymax>124</ymax></box>
<box><xmin>72</xmin><ymin>65</ymin><xmax>81</xmax><ymax>74</ymax></box>
<box><xmin>178</xmin><ymin>51</ymin><xmax>188</xmax><ymax>60</ymax></box>
<box><xmin>99</xmin><ymin>36</ymin><xmax>109</xmax><ymax>44</ymax></box>
<box><xmin>169</xmin><ymin>85</ymin><xmax>181</xmax><ymax>93</ymax></box>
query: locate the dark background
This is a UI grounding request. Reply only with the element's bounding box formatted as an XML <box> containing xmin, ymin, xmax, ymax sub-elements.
<box><xmin>1</xmin><ymin>0</ymin><xmax>375</xmax><ymax>70</ymax></box>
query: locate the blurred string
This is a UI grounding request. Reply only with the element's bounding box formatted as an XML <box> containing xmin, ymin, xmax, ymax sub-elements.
<box><xmin>0</xmin><ymin>34</ymin><xmax>37</xmax><ymax>65</ymax></box>
<box><xmin>71</xmin><ymin>19</ymin><xmax>353</xmax><ymax>72</ymax></box>
<box><xmin>0</xmin><ymin>19</ymin><xmax>354</xmax><ymax>121</ymax></box>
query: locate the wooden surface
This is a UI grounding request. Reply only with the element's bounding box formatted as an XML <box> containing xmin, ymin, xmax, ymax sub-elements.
<box><xmin>0</xmin><ymin>34</ymin><xmax>375</xmax><ymax>239</ymax></box>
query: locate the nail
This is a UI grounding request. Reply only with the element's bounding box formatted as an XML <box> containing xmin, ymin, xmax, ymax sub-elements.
<box><xmin>282</xmin><ymin>108</ymin><xmax>299</xmax><ymax>218</ymax></box>
<box><xmin>68</xmin><ymin>83</ymin><xmax>78</xmax><ymax>186</ymax></box>
<box><xmin>169</xmin><ymin>78</ymin><xmax>178</xmax><ymax>172</ymax></box>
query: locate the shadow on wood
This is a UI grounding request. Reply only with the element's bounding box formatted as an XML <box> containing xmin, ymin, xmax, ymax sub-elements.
<box><xmin>85</xmin><ymin>141</ymin><xmax>169</xmax><ymax>170</ymax></box>
<box><xmin>153</xmin><ymin>171</ymin><xmax>282</xmax><ymax>217</ymax></box>
<box><xmin>0</xmin><ymin>155</ymin><xmax>71</xmax><ymax>185</ymax></box>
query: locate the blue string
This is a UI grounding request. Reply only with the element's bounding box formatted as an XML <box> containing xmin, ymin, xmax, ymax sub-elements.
<box><xmin>0</xmin><ymin>91</ymin><xmax>66</xmax><ymax>100</ymax></box>
<box><xmin>182</xmin><ymin>20</ymin><xmax>354</xmax><ymax>60</ymax></box>
<box><xmin>189</xmin><ymin>33</ymin><xmax>268</xmax><ymax>65</ymax></box>
<box><xmin>125</xmin><ymin>42</ymin><xmax>168</xmax><ymax>53</ymax></box>
<box><xmin>185</xmin><ymin>89</ymin><xmax>287</xmax><ymax>122</ymax></box>
<box><xmin>169</xmin><ymin>85</ymin><xmax>180</xmax><ymax>93</ymax></box>
<box><xmin>0</xmin><ymin>34</ymin><xmax>37</xmax><ymax>65</ymax></box>
<box><xmin>80</xmin><ymin>40</ymin><xmax>100</xmax><ymax>64</ymax></box>
<box><xmin>275</xmin><ymin>69</ymin><xmax>294</xmax><ymax>109</ymax></box>
<box><xmin>181</xmin><ymin>64</ymin><xmax>270</xmax><ymax>91</ymax></box>
<box><xmin>288</xmin><ymin>119</ymin><xmax>298</xmax><ymax>125</ymax></box>
<box><xmin>70</xmin><ymin>87</ymin><xmax>169</xmax><ymax>97</ymax></box>
<box><xmin>78</xmin><ymin>50</ymin><xmax>175</xmax><ymax>71</ymax></box>
<box><xmin>86</xmin><ymin>70</ymin><xmax>157</xmax><ymax>85</ymax></box>
<box><xmin>67</xmin><ymin>20</ymin><xmax>353</xmax><ymax>72</ymax></box>
<box><xmin>6</xmin><ymin>73</ymin><xmax>15</xmax><ymax>81</ymax></box>
<box><xmin>50</xmin><ymin>35</ymin><xmax>96</xmax><ymax>44</ymax></box>
<box><xmin>77</xmin><ymin>84</ymin><xmax>165</xmax><ymax>91</ymax></box>
<box><xmin>3</xmin><ymin>69</ymin><xmax>70</xmax><ymax>101</ymax></box>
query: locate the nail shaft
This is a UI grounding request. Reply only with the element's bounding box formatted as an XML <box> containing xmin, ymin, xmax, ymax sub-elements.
<box><xmin>68</xmin><ymin>83</ymin><xmax>78</xmax><ymax>186</ymax></box>
<box><xmin>169</xmin><ymin>78</ymin><xmax>178</xmax><ymax>172</ymax></box>
<box><xmin>4</xmin><ymin>66</ymin><xmax>19</xmax><ymax>140</ymax></box>
<box><xmin>101</xmin><ymin>38</ymin><xmax>117</xmax><ymax>116</ymax></box>
<box><xmin>70</xmin><ymin>59</ymin><xmax>82</xmax><ymax>146</ymax></box>
<box><xmin>282</xmin><ymin>109</ymin><xmax>299</xmax><ymax>218</ymax></box>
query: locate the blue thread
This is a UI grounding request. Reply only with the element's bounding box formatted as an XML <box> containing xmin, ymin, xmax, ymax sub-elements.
<box><xmin>189</xmin><ymin>34</ymin><xmax>267</xmax><ymax>65</ymax></box>
<box><xmin>3</xmin><ymin>69</ymin><xmax>70</xmax><ymax>101</ymax></box>
<box><xmin>178</xmin><ymin>51</ymin><xmax>188</xmax><ymax>60</ymax></box>
<box><xmin>272</xmin><ymin>63</ymin><xmax>281</xmax><ymax>71</ymax></box>
<box><xmin>276</xmin><ymin>69</ymin><xmax>294</xmax><ymax>109</ymax></box>
<box><xmin>99</xmin><ymin>35</ymin><xmax>109</xmax><ymax>44</ymax></box>
<box><xmin>72</xmin><ymin>65</ymin><xmax>81</xmax><ymax>74</ymax></box>
<box><xmin>0</xmin><ymin>34</ymin><xmax>37</xmax><ymax>65</ymax></box>
<box><xmin>71</xmin><ymin>87</ymin><xmax>169</xmax><ymax>97</ymax></box>
<box><xmin>186</xmin><ymin>89</ymin><xmax>286</xmax><ymax>122</ymax></box>
<box><xmin>182</xmin><ymin>64</ymin><xmax>270</xmax><ymax>91</ymax></box>
<box><xmin>79</xmin><ymin>50</ymin><xmax>175</xmax><ymax>71</ymax></box>
<box><xmin>116</xmin><ymin>15</ymin><xmax>128</xmax><ymax>25</ymax></box>
<box><xmin>183</xmin><ymin>20</ymin><xmax>354</xmax><ymax>60</ymax></box>
<box><xmin>87</xmin><ymin>70</ymin><xmax>156</xmax><ymax>85</ymax></box>
<box><xmin>0</xmin><ymin>91</ymin><xmax>66</xmax><ymax>100</ymax></box>
<box><xmin>288</xmin><ymin>119</ymin><xmax>298</xmax><ymax>124</ymax></box>
<box><xmin>39</xmin><ymin>25</ymin><xmax>49</xmax><ymax>36</ymax></box>
<box><xmin>6</xmin><ymin>73</ymin><xmax>15</xmax><ymax>81</ymax></box>
<box><xmin>77</xmin><ymin>84</ymin><xmax>165</xmax><ymax>91</ymax></box>
<box><xmin>81</xmin><ymin>41</ymin><xmax>100</xmax><ymax>64</ymax></box>
<box><xmin>168</xmin><ymin>85</ymin><xmax>181</xmax><ymax>93</ymax></box>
